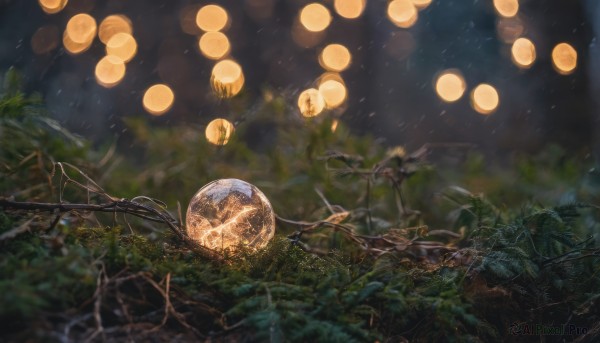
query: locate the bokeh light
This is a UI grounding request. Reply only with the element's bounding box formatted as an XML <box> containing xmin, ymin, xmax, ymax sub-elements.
<box><xmin>299</xmin><ymin>3</ymin><xmax>332</xmax><ymax>33</ymax></box>
<box><xmin>435</xmin><ymin>70</ymin><xmax>466</xmax><ymax>103</ymax></box>
<box><xmin>552</xmin><ymin>42</ymin><xmax>577</xmax><ymax>75</ymax></box>
<box><xmin>319</xmin><ymin>44</ymin><xmax>352</xmax><ymax>72</ymax></box>
<box><xmin>106</xmin><ymin>33</ymin><xmax>137</xmax><ymax>63</ymax></box>
<box><xmin>38</xmin><ymin>0</ymin><xmax>68</xmax><ymax>14</ymax></box>
<box><xmin>31</xmin><ymin>25</ymin><xmax>59</xmax><ymax>55</ymax></box>
<box><xmin>511</xmin><ymin>38</ymin><xmax>536</xmax><ymax>69</ymax></box>
<box><xmin>387</xmin><ymin>0</ymin><xmax>418</xmax><ymax>29</ymax></box>
<box><xmin>411</xmin><ymin>0</ymin><xmax>432</xmax><ymax>9</ymax></box>
<box><xmin>205</xmin><ymin>118</ymin><xmax>235</xmax><ymax>145</ymax></box>
<box><xmin>211</xmin><ymin>59</ymin><xmax>245</xmax><ymax>98</ymax></box>
<box><xmin>143</xmin><ymin>84</ymin><xmax>175</xmax><ymax>116</ymax></box>
<box><xmin>298</xmin><ymin>88</ymin><xmax>326</xmax><ymax>117</ymax></box>
<box><xmin>63</xmin><ymin>30</ymin><xmax>93</xmax><ymax>55</ymax></box>
<box><xmin>95</xmin><ymin>55</ymin><xmax>126</xmax><ymax>88</ymax></box>
<box><xmin>493</xmin><ymin>0</ymin><xmax>519</xmax><ymax>18</ymax></box>
<box><xmin>98</xmin><ymin>15</ymin><xmax>132</xmax><ymax>45</ymax></box>
<box><xmin>199</xmin><ymin>31</ymin><xmax>231</xmax><ymax>60</ymax></box>
<box><xmin>334</xmin><ymin>0</ymin><xmax>366</xmax><ymax>19</ymax></box>
<box><xmin>66</xmin><ymin>13</ymin><xmax>97</xmax><ymax>44</ymax></box>
<box><xmin>318</xmin><ymin>79</ymin><xmax>347</xmax><ymax>109</ymax></box>
<box><xmin>195</xmin><ymin>4</ymin><xmax>229</xmax><ymax>32</ymax></box>
<box><xmin>471</xmin><ymin>84</ymin><xmax>499</xmax><ymax>115</ymax></box>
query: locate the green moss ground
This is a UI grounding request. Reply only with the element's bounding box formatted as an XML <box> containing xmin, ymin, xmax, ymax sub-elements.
<box><xmin>1</xmin><ymin>69</ymin><xmax>599</xmax><ymax>342</ymax></box>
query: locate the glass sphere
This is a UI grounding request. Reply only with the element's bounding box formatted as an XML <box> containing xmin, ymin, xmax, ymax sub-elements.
<box><xmin>186</xmin><ymin>179</ymin><xmax>275</xmax><ymax>251</ymax></box>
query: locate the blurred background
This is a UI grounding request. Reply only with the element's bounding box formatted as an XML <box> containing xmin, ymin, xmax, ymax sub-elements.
<box><xmin>0</xmin><ymin>0</ymin><xmax>598</xmax><ymax>157</ymax></box>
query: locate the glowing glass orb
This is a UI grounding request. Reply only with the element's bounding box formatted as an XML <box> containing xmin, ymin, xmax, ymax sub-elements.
<box><xmin>493</xmin><ymin>0</ymin><xmax>518</xmax><ymax>18</ymax></box>
<box><xmin>39</xmin><ymin>0</ymin><xmax>68</xmax><ymax>14</ymax></box>
<box><xmin>387</xmin><ymin>0</ymin><xmax>418</xmax><ymax>29</ymax></box>
<box><xmin>95</xmin><ymin>55</ymin><xmax>126</xmax><ymax>88</ymax></box>
<box><xmin>298</xmin><ymin>88</ymin><xmax>326</xmax><ymax>117</ymax></box>
<box><xmin>205</xmin><ymin>118</ymin><xmax>235</xmax><ymax>145</ymax></box>
<box><xmin>143</xmin><ymin>84</ymin><xmax>175</xmax><ymax>116</ymax></box>
<box><xmin>99</xmin><ymin>15</ymin><xmax>132</xmax><ymax>45</ymax></box>
<box><xmin>320</xmin><ymin>44</ymin><xmax>352</xmax><ymax>72</ymax></box>
<box><xmin>63</xmin><ymin>30</ymin><xmax>93</xmax><ymax>55</ymax></box>
<box><xmin>471</xmin><ymin>84</ymin><xmax>499</xmax><ymax>115</ymax></box>
<box><xmin>66</xmin><ymin>14</ymin><xmax>97</xmax><ymax>44</ymax></box>
<box><xmin>435</xmin><ymin>70</ymin><xmax>466</xmax><ymax>103</ymax></box>
<box><xmin>106</xmin><ymin>33</ymin><xmax>137</xmax><ymax>63</ymax></box>
<box><xmin>511</xmin><ymin>37</ymin><xmax>536</xmax><ymax>68</ymax></box>
<box><xmin>412</xmin><ymin>0</ymin><xmax>432</xmax><ymax>9</ymax></box>
<box><xmin>186</xmin><ymin>179</ymin><xmax>276</xmax><ymax>252</ymax></box>
<box><xmin>552</xmin><ymin>42</ymin><xmax>577</xmax><ymax>75</ymax></box>
<box><xmin>318</xmin><ymin>79</ymin><xmax>347</xmax><ymax>109</ymax></box>
<box><xmin>334</xmin><ymin>0</ymin><xmax>365</xmax><ymax>19</ymax></box>
<box><xmin>300</xmin><ymin>3</ymin><xmax>332</xmax><ymax>32</ymax></box>
<box><xmin>199</xmin><ymin>32</ymin><xmax>231</xmax><ymax>60</ymax></box>
<box><xmin>196</xmin><ymin>4</ymin><xmax>229</xmax><ymax>32</ymax></box>
<box><xmin>211</xmin><ymin>59</ymin><xmax>245</xmax><ymax>98</ymax></box>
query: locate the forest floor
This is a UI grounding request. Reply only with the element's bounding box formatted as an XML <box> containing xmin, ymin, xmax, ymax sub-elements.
<box><xmin>1</xmin><ymin>71</ymin><xmax>600</xmax><ymax>342</ymax></box>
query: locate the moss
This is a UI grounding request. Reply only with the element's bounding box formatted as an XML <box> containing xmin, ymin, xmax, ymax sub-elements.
<box><xmin>1</xmin><ymin>69</ymin><xmax>599</xmax><ymax>342</ymax></box>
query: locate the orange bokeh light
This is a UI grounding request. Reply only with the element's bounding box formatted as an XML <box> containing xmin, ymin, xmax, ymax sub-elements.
<box><xmin>552</xmin><ymin>43</ymin><xmax>577</xmax><ymax>75</ymax></box>
<box><xmin>196</xmin><ymin>4</ymin><xmax>229</xmax><ymax>32</ymax></box>
<box><xmin>95</xmin><ymin>55</ymin><xmax>126</xmax><ymax>88</ymax></box>
<box><xmin>435</xmin><ymin>70</ymin><xmax>466</xmax><ymax>103</ymax></box>
<box><xmin>199</xmin><ymin>32</ymin><xmax>231</xmax><ymax>60</ymax></box>
<box><xmin>98</xmin><ymin>15</ymin><xmax>132</xmax><ymax>45</ymax></box>
<box><xmin>143</xmin><ymin>84</ymin><xmax>175</xmax><ymax>116</ymax></box>
<box><xmin>299</xmin><ymin>3</ymin><xmax>332</xmax><ymax>32</ymax></box>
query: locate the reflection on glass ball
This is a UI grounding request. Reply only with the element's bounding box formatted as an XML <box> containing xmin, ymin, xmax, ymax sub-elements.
<box><xmin>186</xmin><ymin>179</ymin><xmax>275</xmax><ymax>252</ymax></box>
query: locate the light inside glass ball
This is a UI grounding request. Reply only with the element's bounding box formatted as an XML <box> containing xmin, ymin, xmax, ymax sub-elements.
<box><xmin>186</xmin><ymin>179</ymin><xmax>275</xmax><ymax>252</ymax></box>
